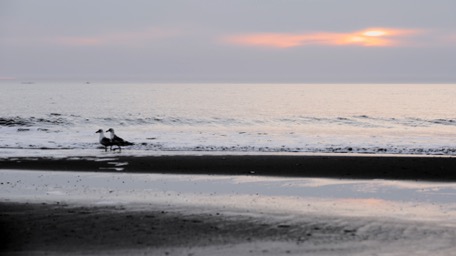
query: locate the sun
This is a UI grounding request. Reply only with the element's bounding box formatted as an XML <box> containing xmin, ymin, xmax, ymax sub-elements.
<box><xmin>363</xmin><ymin>30</ymin><xmax>387</xmax><ymax>37</ymax></box>
<box><xmin>342</xmin><ymin>29</ymin><xmax>393</xmax><ymax>46</ymax></box>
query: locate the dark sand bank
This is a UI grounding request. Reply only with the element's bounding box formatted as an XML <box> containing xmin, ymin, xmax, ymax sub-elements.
<box><xmin>1</xmin><ymin>154</ymin><xmax>456</xmax><ymax>181</ymax></box>
<box><xmin>1</xmin><ymin>201</ymin><xmax>455</xmax><ymax>256</ymax></box>
<box><xmin>1</xmin><ymin>202</ymin><xmax>284</xmax><ymax>254</ymax></box>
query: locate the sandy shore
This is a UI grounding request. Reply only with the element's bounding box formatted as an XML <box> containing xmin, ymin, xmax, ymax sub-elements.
<box><xmin>1</xmin><ymin>200</ymin><xmax>456</xmax><ymax>256</ymax></box>
<box><xmin>1</xmin><ymin>154</ymin><xmax>456</xmax><ymax>181</ymax></box>
<box><xmin>2</xmin><ymin>154</ymin><xmax>456</xmax><ymax>255</ymax></box>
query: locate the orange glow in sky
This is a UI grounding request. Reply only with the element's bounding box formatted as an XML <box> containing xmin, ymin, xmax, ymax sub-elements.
<box><xmin>224</xmin><ymin>28</ymin><xmax>416</xmax><ymax>48</ymax></box>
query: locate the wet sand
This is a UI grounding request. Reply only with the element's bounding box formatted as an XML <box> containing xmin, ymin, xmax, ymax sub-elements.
<box><xmin>1</xmin><ymin>154</ymin><xmax>456</xmax><ymax>181</ymax></box>
<box><xmin>1</xmin><ymin>200</ymin><xmax>456</xmax><ymax>256</ymax></box>
<box><xmin>2</xmin><ymin>154</ymin><xmax>456</xmax><ymax>255</ymax></box>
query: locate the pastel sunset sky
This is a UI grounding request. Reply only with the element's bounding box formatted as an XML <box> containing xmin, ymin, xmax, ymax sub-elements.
<box><xmin>1</xmin><ymin>0</ymin><xmax>455</xmax><ymax>83</ymax></box>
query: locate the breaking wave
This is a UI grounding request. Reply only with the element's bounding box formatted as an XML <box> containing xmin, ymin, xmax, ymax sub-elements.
<box><xmin>0</xmin><ymin>115</ymin><xmax>71</xmax><ymax>127</ymax></box>
<box><xmin>2</xmin><ymin>114</ymin><xmax>456</xmax><ymax>129</ymax></box>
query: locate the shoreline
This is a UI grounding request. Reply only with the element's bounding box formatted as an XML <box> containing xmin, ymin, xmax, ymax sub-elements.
<box><xmin>2</xmin><ymin>154</ymin><xmax>456</xmax><ymax>181</ymax></box>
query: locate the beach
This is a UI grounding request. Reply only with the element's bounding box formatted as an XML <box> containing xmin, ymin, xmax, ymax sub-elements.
<box><xmin>2</xmin><ymin>154</ymin><xmax>456</xmax><ymax>255</ymax></box>
<box><xmin>2</xmin><ymin>201</ymin><xmax>455</xmax><ymax>256</ymax></box>
<box><xmin>2</xmin><ymin>83</ymin><xmax>456</xmax><ymax>255</ymax></box>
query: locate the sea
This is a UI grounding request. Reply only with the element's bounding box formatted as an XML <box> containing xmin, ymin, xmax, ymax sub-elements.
<box><xmin>1</xmin><ymin>82</ymin><xmax>456</xmax><ymax>157</ymax></box>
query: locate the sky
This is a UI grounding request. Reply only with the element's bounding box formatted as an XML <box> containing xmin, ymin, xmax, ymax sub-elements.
<box><xmin>1</xmin><ymin>0</ymin><xmax>455</xmax><ymax>83</ymax></box>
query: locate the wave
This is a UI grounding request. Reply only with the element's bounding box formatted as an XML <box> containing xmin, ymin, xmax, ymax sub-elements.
<box><xmin>154</xmin><ymin>145</ymin><xmax>456</xmax><ymax>155</ymax></box>
<box><xmin>2</xmin><ymin>142</ymin><xmax>455</xmax><ymax>156</ymax></box>
<box><xmin>277</xmin><ymin>115</ymin><xmax>456</xmax><ymax>129</ymax></box>
<box><xmin>0</xmin><ymin>115</ymin><xmax>70</xmax><ymax>127</ymax></box>
<box><xmin>132</xmin><ymin>116</ymin><xmax>443</xmax><ymax>128</ymax></box>
<box><xmin>2</xmin><ymin>114</ymin><xmax>456</xmax><ymax>130</ymax></box>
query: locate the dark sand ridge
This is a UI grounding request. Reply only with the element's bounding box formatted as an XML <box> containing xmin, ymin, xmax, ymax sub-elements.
<box><xmin>2</xmin><ymin>201</ymin><xmax>455</xmax><ymax>256</ymax></box>
<box><xmin>1</xmin><ymin>154</ymin><xmax>456</xmax><ymax>181</ymax></box>
<box><xmin>0</xmin><ymin>202</ymin><xmax>355</xmax><ymax>254</ymax></box>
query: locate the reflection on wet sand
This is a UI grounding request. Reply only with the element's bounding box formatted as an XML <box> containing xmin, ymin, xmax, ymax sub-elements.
<box><xmin>2</xmin><ymin>170</ymin><xmax>456</xmax><ymax>255</ymax></box>
<box><xmin>1</xmin><ymin>170</ymin><xmax>456</xmax><ymax>224</ymax></box>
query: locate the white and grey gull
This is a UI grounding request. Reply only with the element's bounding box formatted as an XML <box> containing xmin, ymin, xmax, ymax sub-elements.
<box><xmin>95</xmin><ymin>129</ymin><xmax>112</xmax><ymax>151</ymax></box>
<box><xmin>106</xmin><ymin>128</ymin><xmax>134</xmax><ymax>151</ymax></box>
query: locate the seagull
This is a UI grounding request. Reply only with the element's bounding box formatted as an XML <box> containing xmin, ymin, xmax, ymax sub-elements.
<box><xmin>105</xmin><ymin>128</ymin><xmax>133</xmax><ymax>152</ymax></box>
<box><xmin>95</xmin><ymin>129</ymin><xmax>111</xmax><ymax>151</ymax></box>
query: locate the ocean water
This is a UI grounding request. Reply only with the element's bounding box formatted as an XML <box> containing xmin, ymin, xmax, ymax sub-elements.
<box><xmin>1</xmin><ymin>82</ymin><xmax>456</xmax><ymax>157</ymax></box>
